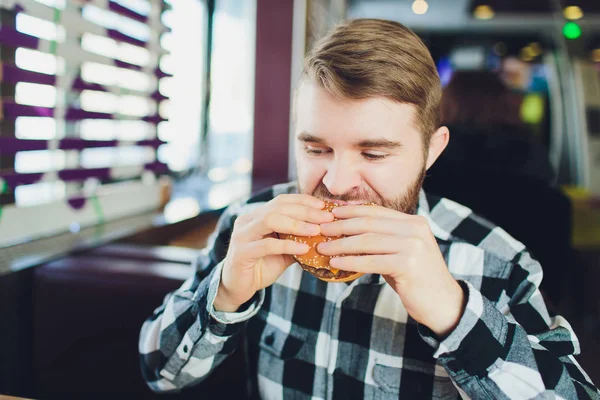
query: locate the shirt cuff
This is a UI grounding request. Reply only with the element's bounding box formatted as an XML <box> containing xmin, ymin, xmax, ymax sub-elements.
<box><xmin>205</xmin><ymin>260</ymin><xmax>265</xmax><ymax>336</ymax></box>
<box><xmin>419</xmin><ymin>280</ymin><xmax>509</xmax><ymax>378</ymax></box>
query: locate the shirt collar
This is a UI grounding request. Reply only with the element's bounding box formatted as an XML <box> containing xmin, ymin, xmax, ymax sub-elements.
<box><xmin>416</xmin><ymin>189</ymin><xmax>451</xmax><ymax>241</ymax></box>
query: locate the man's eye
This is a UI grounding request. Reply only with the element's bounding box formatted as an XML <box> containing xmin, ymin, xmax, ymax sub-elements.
<box><xmin>362</xmin><ymin>153</ymin><xmax>387</xmax><ymax>160</ymax></box>
<box><xmin>305</xmin><ymin>147</ymin><xmax>329</xmax><ymax>155</ymax></box>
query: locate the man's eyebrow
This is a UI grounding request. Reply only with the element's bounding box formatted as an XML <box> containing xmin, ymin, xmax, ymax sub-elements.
<box><xmin>353</xmin><ymin>138</ymin><xmax>402</xmax><ymax>149</ymax></box>
<box><xmin>297</xmin><ymin>133</ymin><xmax>326</xmax><ymax>144</ymax></box>
<box><xmin>297</xmin><ymin>133</ymin><xmax>402</xmax><ymax>149</ymax></box>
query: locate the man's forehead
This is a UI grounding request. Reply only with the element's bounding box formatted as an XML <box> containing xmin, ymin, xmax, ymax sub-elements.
<box><xmin>294</xmin><ymin>83</ymin><xmax>420</xmax><ymax>142</ymax></box>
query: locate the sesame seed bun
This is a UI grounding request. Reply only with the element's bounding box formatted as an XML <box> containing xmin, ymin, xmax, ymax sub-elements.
<box><xmin>281</xmin><ymin>201</ymin><xmax>365</xmax><ymax>283</ymax></box>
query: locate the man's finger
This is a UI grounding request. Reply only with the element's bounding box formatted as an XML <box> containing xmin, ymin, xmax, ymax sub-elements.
<box><xmin>241</xmin><ymin>203</ymin><xmax>334</xmax><ymax>240</ymax></box>
<box><xmin>275</xmin><ymin>203</ymin><xmax>335</xmax><ymax>225</ymax></box>
<box><xmin>246</xmin><ymin>238</ymin><xmax>310</xmax><ymax>259</ymax></box>
<box><xmin>332</xmin><ymin>204</ymin><xmax>410</xmax><ymax>220</ymax></box>
<box><xmin>320</xmin><ymin>217</ymin><xmax>401</xmax><ymax>237</ymax></box>
<box><xmin>329</xmin><ymin>254</ymin><xmax>396</xmax><ymax>275</ymax></box>
<box><xmin>242</xmin><ymin>213</ymin><xmax>321</xmax><ymax>239</ymax></box>
<box><xmin>317</xmin><ymin>234</ymin><xmax>399</xmax><ymax>255</ymax></box>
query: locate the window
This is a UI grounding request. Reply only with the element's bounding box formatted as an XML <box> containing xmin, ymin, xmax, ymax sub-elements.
<box><xmin>0</xmin><ymin>0</ymin><xmax>203</xmax><ymax>246</ymax></box>
<box><xmin>206</xmin><ymin>0</ymin><xmax>256</xmax><ymax>180</ymax></box>
<box><xmin>155</xmin><ymin>0</ymin><xmax>206</xmax><ymax>172</ymax></box>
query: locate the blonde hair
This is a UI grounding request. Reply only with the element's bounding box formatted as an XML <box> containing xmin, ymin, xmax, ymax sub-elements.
<box><xmin>302</xmin><ymin>19</ymin><xmax>441</xmax><ymax>145</ymax></box>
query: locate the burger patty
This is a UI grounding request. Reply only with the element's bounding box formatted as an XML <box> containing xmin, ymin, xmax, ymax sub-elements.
<box><xmin>299</xmin><ymin>263</ymin><xmax>356</xmax><ymax>280</ymax></box>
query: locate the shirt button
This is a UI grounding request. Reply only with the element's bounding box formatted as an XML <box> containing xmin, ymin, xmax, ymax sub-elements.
<box><xmin>264</xmin><ymin>333</ymin><xmax>275</xmax><ymax>346</ymax></box>
<box><xmin>183</xmin><ymin>345</ymin><xmax>188</xmax><ymax>353</ymax></box>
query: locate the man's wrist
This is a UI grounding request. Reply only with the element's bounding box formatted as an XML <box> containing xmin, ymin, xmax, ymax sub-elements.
<box><xmin>426</xmin><ymin>280</ymin><xmax>467</xmax><ymax>338</ymax></box>
<box><xmin>213</xmin><ymin>283</ymin><xmax>241</xmax><ymax>313</ymax></box>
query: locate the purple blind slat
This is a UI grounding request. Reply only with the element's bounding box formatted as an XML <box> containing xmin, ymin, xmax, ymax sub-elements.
<box><xmin>71</xmin><ymin>76</ymin><xmax>108</xmax><ymax>92</ymax></box>
<box><xmin>60</xmin><ymin>138</ymin><xmax>119</xmax><ymax>150</ymax></box>
<box><xmin>0</xmin><ymin>27</ymin><xmax>39</xmax><ymax>50</ymax></box>
<box><xmin>144</xmin><ymin>161</ymin><xmax>168</xmax><ymax>173</ymax></box>
<box><xmin>136</xmin><ymin>138</ymin><xmax>165</xmax><ymax>148</ymax></box>
<box><xmin>1</xmin><ymin>164</ymin><xmax>168</xmax><ymax>188</ymax></box>
<box><xmin>1</xmin><ymin>64</ymin><xmax>57</xmax><ymax>86</ymax></box>
<box><xmin>0</xmin><ymin>168</ymin><xmax>110</xmax><ymax>190</ymax></box>
<box><xmin>67</xmin><ymin>196</ymin><xmax>86</xmax><ymax>210</ymax></box>
<box><xmin>0</xmin><ymin>138</ymin><xmax>166</xmax><ymax>154</ymax></box>
<box><xmin>107</xmin><ymin>29</ymin><xmax>147</xmax><ymax>48</ymax></box>
<box><xmin>2</xmin><ymin>103</ymin><xmax>54</xmax><ymax>118</ymax></box>
<box><xmin>2</xmin><ymin>104</ymin><xmax>165</xmax><ymax>123</ymax></box>
<box><xmin>150</xmin><ymin>90</ymin><xmax>167</xmax><ymax>101</ymax></box>
<box><xmin>60</xmin><ymin>138</ymin><xmax>166</xmax><ymax>150</ymax></box>
<box><xmin>114</xmin><ymin>59</ymin><xmax>144</xmax><ymax>71</ymax></box>
<box><xmin>108</xmin><ymin>0</ymin><xmax>148</xmax><ymax>23</ymax></box>
<box><xmin>0</xmin><ymin>138</ymin><xmax>47</xmax><ymax>152</ymax></box>
<box><xmin>3</xmin><ymin>105</ymin><xmax>118</xmax><ymax>120</ymax></box>
<box><xmin>2</xmin><ymin>172</ymin><xmax>44</xmax><ymax>188</ymax></box>
<box><xmin>58</xmin><ymin>168</ymin><xmax>111</xmax><ymax>181</ymax></box>
<box><xmin>142</xmin><ymin>114</ymin><xmax>165</xmax><ymax>125</ymax></box>
<box><xmin>65</xmin><ymin>108</ymin><xmax>113</xmax><ymax>120</ymax></box>
<box><xmin>0</xmin><ymin>169</ymin><xmax>110</xmax><ymax>187</ymax></box>
<box><xmin>154</xmin><ymin>67</ymin><xmax>173</xmax><ymax>79</ymax></box>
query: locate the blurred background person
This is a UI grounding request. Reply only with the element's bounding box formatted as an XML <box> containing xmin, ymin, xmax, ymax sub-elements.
<box><xmin>424</xmin><ymin>70</ymin><xmax>573</xmax><ymax>309</ymax></box>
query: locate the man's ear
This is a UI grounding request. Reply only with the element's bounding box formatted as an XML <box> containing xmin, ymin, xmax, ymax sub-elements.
<box><xmin>425</xmin><ymin>126</ymin><xmax>450</xmax><ymax>170</ymax></box>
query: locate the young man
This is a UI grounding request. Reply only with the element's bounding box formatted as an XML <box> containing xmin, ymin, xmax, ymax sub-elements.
<box><xmin>139</xmin><ymin>19</ymin><xmax>599</xmax><ymax>399</ymax></box>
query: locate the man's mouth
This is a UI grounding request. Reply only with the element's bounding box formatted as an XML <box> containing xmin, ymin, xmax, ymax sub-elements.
<box><xmin>322</xmin><ymin>199</ymin><xmax>368</xmax><ymax>205</ymax></box>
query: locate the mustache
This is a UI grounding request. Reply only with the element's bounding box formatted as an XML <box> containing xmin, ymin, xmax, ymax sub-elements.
<box><xmin>311</xmin><ymin>184</ymin><xmax>383</xmax><ymax>204</ymax></box>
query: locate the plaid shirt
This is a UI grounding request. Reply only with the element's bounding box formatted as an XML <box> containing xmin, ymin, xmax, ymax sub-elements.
<box><xmin>139</xmin><ymin>181</ymin><xmax>599</xmax><ymax>399</ymax></box>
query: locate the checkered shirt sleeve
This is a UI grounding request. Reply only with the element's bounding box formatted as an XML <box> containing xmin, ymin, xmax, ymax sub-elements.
<box><xmin>138</xmin><ymin>201</ymin><xmax>264</xmax><ymax>392</ymax></box>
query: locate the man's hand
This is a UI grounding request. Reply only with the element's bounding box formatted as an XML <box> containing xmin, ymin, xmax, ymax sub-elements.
<box><xmin>214</xmin><ymin>194</ymin><xmax>335</xmax><ymax>312</ymax></box>
<box><xmin>317</xmin><ymin>204</ymin><xmax>465</xmax><ymax>337</ymax></box>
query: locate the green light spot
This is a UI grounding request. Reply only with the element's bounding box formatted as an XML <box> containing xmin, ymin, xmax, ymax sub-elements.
<box><xmin>563</xmin><ymin>22</ymin><xmax>581</xmax><ymax>40</ymax></box>
<box><xmin>91</xmin><ymin>195</ymin><xmax>105</xmax><ymax>225</ymax></box>
<box><xmin>521</xmin><ymin>94</ymin><xmax>544</xmax><ymax>124</ymax></box>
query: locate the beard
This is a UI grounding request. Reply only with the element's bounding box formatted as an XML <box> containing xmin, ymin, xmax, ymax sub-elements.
<box><xmin>299</xmin><ymin>166</ymin><xmax>426</xmax><ymax>215</ymax></box>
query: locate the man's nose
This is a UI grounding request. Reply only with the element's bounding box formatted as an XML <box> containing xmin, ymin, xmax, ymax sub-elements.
<box><xmin>322</xmin><ymin>157</ymin><xmax>361</xmax><ymax>196</ymax></box>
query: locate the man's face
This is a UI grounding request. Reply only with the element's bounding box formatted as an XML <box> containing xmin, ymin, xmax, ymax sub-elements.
<box><xmin>294</xmin><ymin>82</ymin><xmax>430</xmax><ymax>214</ymax></box>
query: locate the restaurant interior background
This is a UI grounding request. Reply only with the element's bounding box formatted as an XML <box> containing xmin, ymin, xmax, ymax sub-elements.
<box><xmin>0</xmin><ymin>0</ymin><xmax>599</xmax><ymax>398</ymax></box>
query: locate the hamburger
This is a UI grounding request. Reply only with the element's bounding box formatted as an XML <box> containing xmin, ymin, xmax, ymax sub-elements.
<box><xmin>281</xmin><ymin>201</ymin><xmax>365</xmax><ymax>283</ymax></box>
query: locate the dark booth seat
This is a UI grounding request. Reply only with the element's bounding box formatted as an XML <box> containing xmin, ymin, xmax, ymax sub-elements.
<box><xmin>32</xmin><ymin>244</ymin><xmax>246</xmax><ymax>399</ymax></box>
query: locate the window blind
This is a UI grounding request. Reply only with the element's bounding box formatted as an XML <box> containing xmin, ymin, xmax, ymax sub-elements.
<box><xmin>0</xmin><ymin>0</ymin><xmax>173</xmax><ymax>246</ymax></box>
